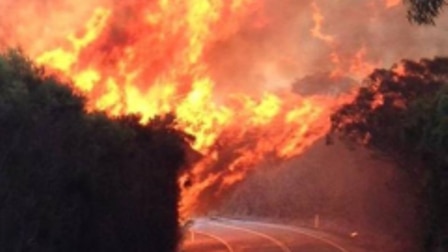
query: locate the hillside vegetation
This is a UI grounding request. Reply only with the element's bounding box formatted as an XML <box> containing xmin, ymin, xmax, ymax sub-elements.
<box><xmin>220</xmin><ymin>57</ymin><xmax>448</xmax><ymax>251</ymax></box>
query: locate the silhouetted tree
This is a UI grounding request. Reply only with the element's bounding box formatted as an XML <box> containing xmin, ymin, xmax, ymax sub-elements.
<box><xmin>330</xmin><ymin>57</ymin><xmax>448</xmax><ymax>251</ymax></box>
<box><xmin>0</xmin><ymin>49</ymin><xmax>190</xmax><ymax>252</ymax></box>
<box><xmin>405</xmin><ymin>0</ymin><xmax>446</xmax><ymax>24</ymax></box>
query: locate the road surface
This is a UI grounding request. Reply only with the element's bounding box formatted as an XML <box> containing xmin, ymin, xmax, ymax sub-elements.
<box><xmin>181</xmin><ymin>218</ymin><xmax>354</xmax><ymax>252</ymax></box>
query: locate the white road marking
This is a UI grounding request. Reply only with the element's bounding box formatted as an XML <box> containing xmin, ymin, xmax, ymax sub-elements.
<box><xmin>210</xmin><ymin>221</ymin><xmax>292</xmax><ymax>252</ymax></box>
<box><xmin>192</xmin><ymin>230</ymin><xmax>235</xmax><ymax>252</ymax></box>
<box><xmin>229</xmin><ymin>220</ymin><xmax>349</xmax><ymax>252</ymax></box>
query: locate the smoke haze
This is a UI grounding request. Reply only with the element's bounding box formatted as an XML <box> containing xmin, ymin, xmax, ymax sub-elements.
<box><xmin>1</xmin><ymin>0</ymin><xmax>448</xmax><ymax>94</ymax></box>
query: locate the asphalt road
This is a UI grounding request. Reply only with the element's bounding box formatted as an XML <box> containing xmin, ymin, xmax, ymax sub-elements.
<box><xmin>181</xmin><ymin>218</ymin><xmax>353</xmax><ymax>252</ymax></box>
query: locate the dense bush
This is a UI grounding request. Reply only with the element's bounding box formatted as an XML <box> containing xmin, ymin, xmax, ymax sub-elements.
<box><xmin>0</xmin><ymin>50</ymin><xmax>189</xmax><ymax>252</ymax></box>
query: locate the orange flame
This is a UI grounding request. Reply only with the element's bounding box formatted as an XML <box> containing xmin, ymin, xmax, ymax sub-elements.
<box><xmin>385</xmin><ymin>0</ymin><xmax>401</xmax><ymax>8</ymax></box>
<box><xmin>1</xmin><ymin>0</ymin><xmax>368</xmax><ymax>218</ymax></box>
<box><xmin>310</xmin><ymin>1</ymin><xmax>334</xmax><ymax>44</ymax></box>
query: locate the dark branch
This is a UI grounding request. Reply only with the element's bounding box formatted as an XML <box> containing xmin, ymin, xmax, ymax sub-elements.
<box><xmin>405</xmin><ymin>0</ymin><xmax>446</xmax><ymax>25</ymax></box>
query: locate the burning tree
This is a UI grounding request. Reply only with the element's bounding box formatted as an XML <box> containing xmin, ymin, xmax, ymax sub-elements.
<box><xmin>1</xmin><ymin>0</ymin><xmax>447</xmax><ymax>225</ymax></box>
<box><xmin>330</xmin><ymin>57</ymin><xmax>448</xmax><ymax>251</ymax></box>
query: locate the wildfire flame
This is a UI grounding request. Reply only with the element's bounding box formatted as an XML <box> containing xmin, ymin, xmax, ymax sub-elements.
<box><xmin>2</xmin><ymin>0</ymin><xmax>445</xmax><ymax>218</ymax></box>
<box><xmin>385</xmin><ymin>0</ymin><xmax>401</xmax><ymax>8</ymax></box>
<box><xmin>18</xmin><ymin>0</ymin><xmax>345</xmax><ymax>218</ymax></box>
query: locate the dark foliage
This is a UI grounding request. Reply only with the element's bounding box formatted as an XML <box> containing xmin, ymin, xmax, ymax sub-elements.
<box><xmin>0</xmin><ymin>49</ymin><xmax>189</xmax><ymax>252</ymax></box>
<box><xmin>330</xmin><ymin>57</ymin><xmax>448</xmax><ymax>251</ymax></box>
<box><xmin>405</xmin><ymin>0</ymin><xmax>447</xmax><ymax>25</ymax></box>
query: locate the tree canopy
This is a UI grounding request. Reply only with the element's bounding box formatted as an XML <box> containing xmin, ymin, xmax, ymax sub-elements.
<box><xmin>330</xmin><ymin>57</ymin><xmax>448</xmax><ymax>250</ymax></box>
<box><xmin>0</xmin><ymin>49</ymin><xmax>190</xmax><ymax>252</ymax></box>
<box><xmin>405</xmin><ymin>0</ymin><xmax>446</xmax><ymax>24</ymax></box>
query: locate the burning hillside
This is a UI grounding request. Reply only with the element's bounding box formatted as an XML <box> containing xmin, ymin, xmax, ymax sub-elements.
<box><xmin>1</xmin><ymin>0</ymin><xmax>447</xmax><ymax>218</ymax></box>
